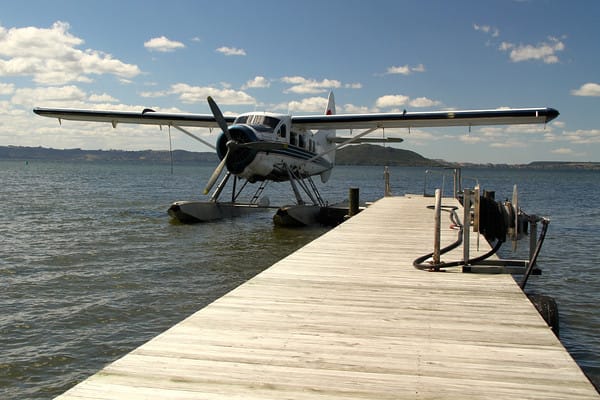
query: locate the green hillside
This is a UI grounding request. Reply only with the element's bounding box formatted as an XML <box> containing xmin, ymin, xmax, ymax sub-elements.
<box><xmin>336</xmin><ymin>144</ymin><xmax>446</xmax><ymax>166</ymax></box>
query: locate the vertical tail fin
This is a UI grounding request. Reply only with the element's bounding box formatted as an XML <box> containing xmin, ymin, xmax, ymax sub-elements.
<box><xmin>325</xmin><ymin>91</ymin><xmax>336</xmax><ymax>116</ymax></box>
<box><xmin>317</xmin><ymin>91</ymin><xmax>336</xmax><ymax>183</ymax></box>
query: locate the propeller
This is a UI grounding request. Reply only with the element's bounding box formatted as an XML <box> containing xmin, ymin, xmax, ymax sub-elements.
<box><xmin>203</xmin><ymin>96</ymin><xmax>233</xmax><ymax>195</ymax></box>
<box><xmin>208</xmin><ymin>96</ymin><xmax>232</xmax><ymax>142</ymax></box>
<box><xmin>203</xmin><ymin>145</ymin><xmax>229</xmax><ymax>195</ymax></box>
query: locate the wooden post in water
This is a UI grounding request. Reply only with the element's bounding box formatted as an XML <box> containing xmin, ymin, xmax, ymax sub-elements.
<box><xmin>384</xmin><ymin>167</ymin><xmax>392</xmax><ymax>197</ymax></box>
<box><xmin>348</xmin><ymin>187</ymin><xmax>359</xmax><ymax>217</ymax></box>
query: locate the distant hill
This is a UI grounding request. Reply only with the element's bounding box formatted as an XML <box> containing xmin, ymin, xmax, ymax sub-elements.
<box><xmin>336</xmin><ymin>144</ymin><xmax>448</xmax><ymax>167</ymax></box>
<box><xmin>0</xmin><ymin>146</ymin><xmax>218</xmax><ymax>164</ymax></box>
<box><xmin>525</xmin><ymin>161</ymin><xmax>600</xmax><ymax>170</ymax></box>
<box><xmin>0</xmin><ymin>145</ymin><xmax>444</xmax><ymax>166</ymax></box>
<box><xmin>2</xmin><ymin>145</ymin><xmax>598</xmax><ymax>169</ymax></box>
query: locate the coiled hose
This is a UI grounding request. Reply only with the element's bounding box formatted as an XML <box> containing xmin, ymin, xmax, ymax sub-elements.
<box><xmin>413</xmin><ymin>198</ymin><xmax>507</xmax><ymax>271</ymax></box>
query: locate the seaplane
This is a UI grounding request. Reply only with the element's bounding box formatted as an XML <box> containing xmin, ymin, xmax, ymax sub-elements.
<box><xmin>33</xmin><ymin>92</ymin><xmax>559</xmax><ymax>225</ymax></box>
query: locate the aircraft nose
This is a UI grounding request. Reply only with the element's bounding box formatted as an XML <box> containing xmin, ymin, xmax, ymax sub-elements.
<box><xmin>226</xmin><ymin>146</ymin><xmax>257</xmax><ymax>175</ymax></box>
<box><xmin>216</xmin><ymin>125</ymin><xmax>258</xmax><ymax>160</ymax></box>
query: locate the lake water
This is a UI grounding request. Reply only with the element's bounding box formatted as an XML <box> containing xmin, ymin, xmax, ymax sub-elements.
<box><xmin>1</xmin><ymin>161</ymin><xmax>598</xmax><ymax>398</ymax></box>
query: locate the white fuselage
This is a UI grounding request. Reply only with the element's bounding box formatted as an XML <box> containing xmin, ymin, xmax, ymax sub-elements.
<box><xmin>217</xmin><ymin>112</ymin><xmax>335</xmax><ymax>183</ymax></box>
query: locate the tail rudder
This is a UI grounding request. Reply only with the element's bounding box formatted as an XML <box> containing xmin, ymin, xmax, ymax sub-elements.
<box><xmin>325</xmin><ymin>91</ymin><xmax>336</xmax><ymax>116</ymax></box>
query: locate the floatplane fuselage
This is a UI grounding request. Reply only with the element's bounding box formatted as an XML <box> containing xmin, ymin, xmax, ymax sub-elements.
<box><xmin>33</xmin><ymin>92</ymin><xmax>559</xmax><ymax>225</ymax></box>
<box><xmin>214</xmin><ymin>112</ymin><xmax>333</xmax><ymax>184</ymax></box>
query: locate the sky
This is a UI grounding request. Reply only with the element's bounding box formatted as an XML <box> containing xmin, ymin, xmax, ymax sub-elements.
<box><xmin>1</xmin><ymin>0</ymin><xmax>599</xmax><ymax>163</ymax></box>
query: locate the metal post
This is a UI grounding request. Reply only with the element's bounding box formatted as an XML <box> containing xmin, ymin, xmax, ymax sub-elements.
<box><xmin>453</xmin><ymin>168</ymin><xmax>462</xmax><ymax>199</ymax></box>
<box><xmin>384</xmin><ymin>166</ymin><xmax>392</xmax><ymax>197</ymax></box>
<box><xmin>463</xmin><ymin>189</ymin><xmax>472</xmax><ymax>266</ymax></box>
<box><xmin>433</xmin><ymin>189</ymin><xmax>442</xmax><ymax>265</ymax></box>
<box><xmin>529</xmin><ymin>216</ymin><xmax>538</xmax><ymax>264</ymax></box>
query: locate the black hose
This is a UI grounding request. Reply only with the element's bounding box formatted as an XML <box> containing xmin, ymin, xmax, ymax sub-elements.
<box><xmin>413</xmin><ymin>199</ymin><xmax>506</xmax><ymax>271</ymax></box>
<box><xmin>413</xmin><ymin>205</ymin><xmax>463</xmax><ymax>271</ymax></box>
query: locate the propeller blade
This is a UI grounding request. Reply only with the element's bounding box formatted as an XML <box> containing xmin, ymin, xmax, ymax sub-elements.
<box><xmin>207</xmin><ymin>96</ymin><xmax>232</xmax><ymax>141</ymax></box>
<box><xmin>203</xmin><ymin>151</ymin><xmax>229</xmax><ymax>195</ymax></box>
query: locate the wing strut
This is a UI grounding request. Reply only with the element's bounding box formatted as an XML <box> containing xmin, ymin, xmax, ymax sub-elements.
<box><xmin>171</xmin><ymin>125</ymin><xmax>215</xmax><ymax>150</ymax></box>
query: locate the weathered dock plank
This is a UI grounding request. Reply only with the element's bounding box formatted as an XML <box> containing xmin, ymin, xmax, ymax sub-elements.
<box><xmin>56</xmin><ymin>195</ymin><xmax>599</xmax><ymax>399</ymax></box>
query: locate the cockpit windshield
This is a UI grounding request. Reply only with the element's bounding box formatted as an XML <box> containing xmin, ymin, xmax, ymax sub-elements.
<box><xmin>235</xmin><ymin>114</ymin><xmax>280</xmax><ymax>132</ymax></box>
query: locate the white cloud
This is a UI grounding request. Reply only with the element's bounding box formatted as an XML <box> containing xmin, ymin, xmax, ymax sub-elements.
<box><xmin>490</xmin><ymin>140</ymin><xmax>523</xmax><ymax>148</ymax></box>
<box><xmin>281</xmin><ymin>76</ymin><xmax>341</xmax><ymax>94</ymax></box>
<box><xmin>563</xmin><ymin>129</ymin><xmax>600</xmax><ymax>144</ymax></box>
<box><xmin>386</xmin><ymin>64</ymin><xmax>425</xmax><ymax>75</ymax></box>
<box><xmin>88</xmin><ymin>93</ymin><xmax>118</xmax><ymax>103</ymax></box>
<box><xmin>144</xmin><ymin>36</ymin><xmax>185</xmax><ymax>52</ymax></box>
<box><xmin>344</xmin><ymin>82</ymin><xmax>362</xmax><ymax>89</ymax></box>
<box><xmin>374</xmin><ymin>94</ymin><xmax>442</xmax><ymax>109</ymax></box>
<box><xmin>459</xmin><ymin>134</ymin><xmax>485</xmax><ymax>144</ymax></box>
<box><xmin>242</xmin><ymin>76</ymin><xmax>270</xmax><ymax>89</ymax></box>
<box><xmin>139</xmin><ymin>89</ymin><xmax>169</xmax><ymax>98</ymax></box>
<box><xmin>216</xmin><ymin>46</ymin><xmax>246</xmax><ymax>56</ymax></box>
<box><xmin>551</xmin><ymin>147</ymin><xmax>574</xmax><ymax>155</ymax></box>
<box><xmin>286</xmin><ymin>96</ymin><xmax>329</xmax><ymax>113</ymax></box>
<box><xmin>169</xmin><ymin>83</ymin><xmax>255</xmax><ymax>105</ymax></box>
<box><xmin>499</xmin><ymin>36</ymin><xmax>565</xmax><ymax>64</ymax></box>
<box><xmin>12</xmin><ymin>85</ymin><xmax>87</xmax><ymax>107</ymax></box>
<box><xmin>571</xmin><ymin>82</ymin><xmax>600</xmax><ymax>97</ymax></box>
<box><xmin>386</xmin><ymin>65</ymin><xmax>410</xmax><ymax>75</ymax></box>
<box><xmin>473</xmin><ymin>24</ymin><xmax>499</xmax><ymax>38</ymax></box>
<box><xmin>409</xmin><ymin>97</ymin><xmax>441</xmax><ymax>107</ymax></box>
<box><xmin>0</xmin><ymin>21</ymin><xmax>141</xmax><ymax>85</ymax></box>
<box><xmin>139</xmin><ymin>84</ymin><xmax>255</xmax><ymax>105</ymax></box>
<box><xmin>0</xmin><ymin>82</ymin><xmax>15</xmax><ymax>95</ymax></box>
<box><xmin>341</xmin><ymin>103</ymin><xmax>371</xmax><ymax>113</ymax></box>
<box><xmin>375</xmin><ymin>94</ymin><xmax>409</xmax><ymax>108</ymax></box>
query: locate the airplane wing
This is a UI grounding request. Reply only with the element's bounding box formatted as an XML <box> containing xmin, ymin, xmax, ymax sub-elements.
<box><xmin>32</xmin><ymin>107</ymin><xmax>236</xmax><ymax>128</ymax></box>
<box><xmin>291</xmin><ymin>108</ymin><xmax>559</xmax><ymax>130</ymax></box>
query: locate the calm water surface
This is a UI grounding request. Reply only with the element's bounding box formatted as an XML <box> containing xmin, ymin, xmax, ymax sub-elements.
<box><xmin>1</xmin><ymin>161</ymin><xmax>598</xmax><ymax>398</ymax></box>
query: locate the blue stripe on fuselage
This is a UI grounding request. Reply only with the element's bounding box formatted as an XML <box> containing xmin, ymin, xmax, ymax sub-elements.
<box><xmin>269</xmin><ymin>146</ymin><xmax>331</xmax><ymax>168</ymax></box>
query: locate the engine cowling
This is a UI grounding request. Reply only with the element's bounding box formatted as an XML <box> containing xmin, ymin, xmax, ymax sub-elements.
<box><xmin>215</xmin><ymin>125</ymin><xmax>259</xmax><ymax>174</ymax></box>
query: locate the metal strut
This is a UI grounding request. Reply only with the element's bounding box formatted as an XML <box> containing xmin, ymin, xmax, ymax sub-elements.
<box><xmin>209</xmin><ymin>172</ymin><xmax>232</xmax><ymax>202</ymax></box>
<box><xmin>250</xmin><ymin>180</ymin><xmax>269</xmax><ymax>205</ymax></box>
<box><xmin>284</xmin><ymin>164</ymin><xmax>324</xmax><ymax>206</ymax></box>
<box><xmin>306</xmin><ymin>176</ymin><xmax>325</xmax><ymax>206</ymax></box>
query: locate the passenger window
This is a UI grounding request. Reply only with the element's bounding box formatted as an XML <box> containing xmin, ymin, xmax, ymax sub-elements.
<box><xmin>298</xmin><ymin>134</ymin><xmax>305</xmax><ymax>149</ymax></box>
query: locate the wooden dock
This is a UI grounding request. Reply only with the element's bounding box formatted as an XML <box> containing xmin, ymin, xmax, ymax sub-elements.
<box><xmin>56</xmin><ymin>195</ymin><xmax>599</xmax><ymax>399</ymax></box>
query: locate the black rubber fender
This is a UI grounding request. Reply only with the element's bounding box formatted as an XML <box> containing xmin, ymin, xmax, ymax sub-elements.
<box><xmin>528</xmin><ymin>294</ymin><xmax>560</xmax><ymax>337</ymax></box>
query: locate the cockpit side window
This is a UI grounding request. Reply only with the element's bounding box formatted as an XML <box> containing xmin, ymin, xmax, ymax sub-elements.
<box><xmin>279</xmin><ymin>124</ymin><xmax>287</xmax><ymax>138</ymax></box>
<box><xmin>263</xmin><ymin>116</ymin><xmax>280</xmax><ymax>129</ymax></box>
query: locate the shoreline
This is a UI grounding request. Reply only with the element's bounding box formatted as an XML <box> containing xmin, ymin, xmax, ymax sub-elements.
<box><xmin>2</xmin><ymin>145</ymin><xmax>599</xmax><ymax>170</ymax></box>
